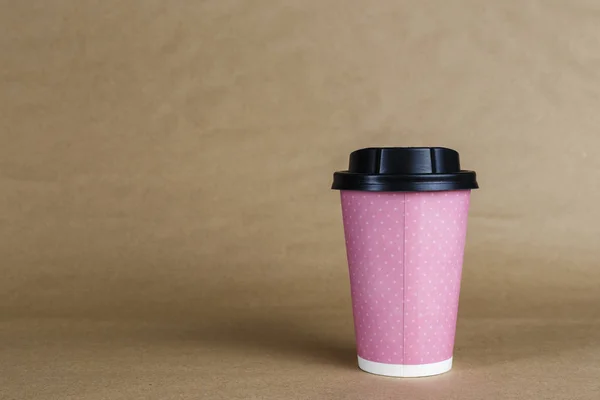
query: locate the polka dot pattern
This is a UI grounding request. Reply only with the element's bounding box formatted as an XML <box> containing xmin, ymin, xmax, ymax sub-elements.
<box><xmin>340</xmin><ymin>190</ymin><xmax>471</xmax><ymax>365</ymax></box>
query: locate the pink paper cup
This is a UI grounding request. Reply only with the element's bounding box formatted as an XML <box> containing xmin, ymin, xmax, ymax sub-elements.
<box><xmin>332</xmin><ymin>148</ymin><xmax>478</xmax><ymax>377</ymax></box>
<box><xmin>341</xmin><ymin>190</ymin><xmax>470</xmax><ymax>377</ymax></box>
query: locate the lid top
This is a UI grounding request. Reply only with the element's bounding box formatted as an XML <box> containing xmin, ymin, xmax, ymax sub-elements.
<box><xmin>332</xmin><ymin>147</ymin><xmax>478</xmax><ymax>192</ymax></box>
<box><xmin>348</xmin><ymin>147</ymin><xmax>460</xmax><ymax>175</ymax></box>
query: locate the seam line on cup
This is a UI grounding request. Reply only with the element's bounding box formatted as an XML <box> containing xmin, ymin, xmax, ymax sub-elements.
<box><xmin>402</xmin><ymin>192</ymin><xmax>407</xmax><ymax>367</ymax></box>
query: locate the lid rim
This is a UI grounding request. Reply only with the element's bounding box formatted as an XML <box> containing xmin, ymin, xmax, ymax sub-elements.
<box><xmin>331</xmin><ymin>170</ymin><xmax>478</xmax><ymax>192</ymax></box>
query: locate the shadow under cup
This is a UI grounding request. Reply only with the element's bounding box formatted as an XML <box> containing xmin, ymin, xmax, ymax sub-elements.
<box><xmin>332</xmin><ymin>147</ymin><xmax>478</xmax><ymax>377</ymax></box>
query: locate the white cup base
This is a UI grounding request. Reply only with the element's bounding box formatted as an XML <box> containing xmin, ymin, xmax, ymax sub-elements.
<box><xmin>357</xmin><ymin>356</ymin><xmax>453</xmax><ymax>378</ymax></box>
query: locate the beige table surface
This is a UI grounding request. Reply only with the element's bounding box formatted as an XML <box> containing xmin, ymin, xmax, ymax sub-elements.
<box><xmin>1</xmin><ymin>1</ymin><xmax>599</xmax><ymax>399</ymax></box>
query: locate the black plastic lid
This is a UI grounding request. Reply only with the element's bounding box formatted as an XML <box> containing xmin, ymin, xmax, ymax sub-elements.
<box><xmin>332</xmin><ymin>147</ymin><xmax>478</xmax><ymax>192</ymax></box>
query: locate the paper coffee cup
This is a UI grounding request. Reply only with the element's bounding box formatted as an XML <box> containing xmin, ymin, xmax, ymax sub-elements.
<box><xmin>332</xmin><ymin>147</ymin><xmax>478</xmax><ymax>378</ymax></box>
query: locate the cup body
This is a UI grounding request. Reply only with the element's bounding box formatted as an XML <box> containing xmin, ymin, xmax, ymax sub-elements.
<box><xmin>340</xmin><ymin>189</ymin><xmax>471</xmax><ymax>377</ymax></box>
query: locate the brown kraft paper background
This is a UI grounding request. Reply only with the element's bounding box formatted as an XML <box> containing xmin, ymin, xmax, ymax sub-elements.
<box><xmin>1</xmin><ymin>1</ymin><xmax>599</xmax><ymax>399</ymax></box>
